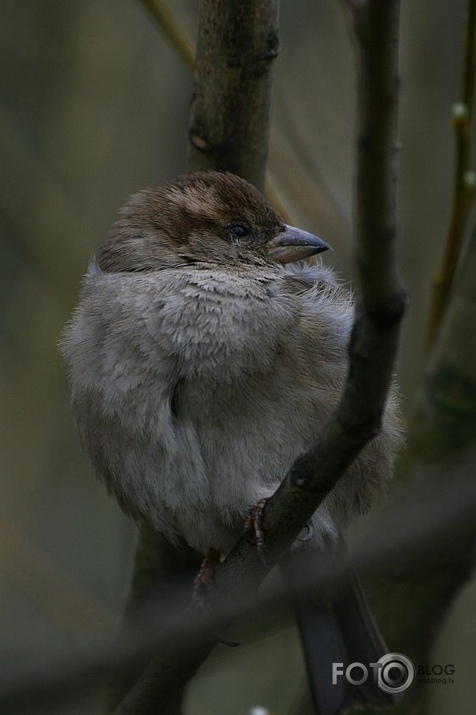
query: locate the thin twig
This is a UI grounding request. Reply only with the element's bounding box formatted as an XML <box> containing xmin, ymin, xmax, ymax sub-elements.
<box><xmin>363</xmin><ymin>218</ymin><xmax>476</xmax><ymax>714</ymax></box>
<box><xmin>0</xmin><ymin>519</ymin><xmax>115</xmax><ymax>635</ymax></box>
<box><xmin>426</xmin><ymin>0</ymin><xmax>476</xmax><ymax>348</ymax></box>
<box><xmin>140</xmin><ymin>0</ymin><xmax>195</xmax><ymax>71</ymax></box>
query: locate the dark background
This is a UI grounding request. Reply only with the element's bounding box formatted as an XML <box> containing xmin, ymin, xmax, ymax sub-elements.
<box><xmin>0</xmin><ymin>1</ymin><xmax>474</xmax><ymax>713</ymax></box>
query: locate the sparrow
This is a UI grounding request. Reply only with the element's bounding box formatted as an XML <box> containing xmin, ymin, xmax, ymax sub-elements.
<box><xmin>61</xmin><ymin>171</ymin><xmax>402</xmax><ymax>714</ymax></box>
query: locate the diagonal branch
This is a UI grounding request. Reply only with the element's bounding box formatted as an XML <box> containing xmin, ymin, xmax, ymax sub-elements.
<box><xmin>140</xmin><ymin>0</ymin><xmax>194</xmax><ymax>71</ymax></box>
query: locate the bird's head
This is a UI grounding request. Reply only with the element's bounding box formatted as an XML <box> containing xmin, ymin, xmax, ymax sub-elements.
<box><xmin>96</xmin><ymin>171</ymin><xmax>330</xmax><ymax>272</ymax></box>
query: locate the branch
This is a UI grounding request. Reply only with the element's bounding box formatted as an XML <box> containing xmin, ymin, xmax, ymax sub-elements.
<box><xmin>353</xmin><ymin>5</ymin><xmax>476</xmax><ymax>709</ymax></box>
<box><xmin>284</xmin><ymin>0</ymin><xmax>405</xmax><ymax>496</ymax></box>
<box><xmin>187</xmin><ymin>0</ymin><xmax>279</xmax><ymax>191</ymax></box>
<box><xmin>107</xmin><ymin>527</ymin><xmax>201</xmax><ymax>711</ymax></box>
<box><xmin>139</xmin><ymin>1</ymin><xmax>292</xmax><ymax>222</ymax></box>
<box><xmin>426</xmin><ymin>0</ymin><xmax>476</xmax><ymax>347</ymax></box>
<box><xmin>361</xmin><ymin>219</ymin><xmax>476</xmax><ymax>714</ymax></box>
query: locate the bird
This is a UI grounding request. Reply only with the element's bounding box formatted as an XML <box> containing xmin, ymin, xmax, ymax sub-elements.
<box><xmin>61</xmin><ymin>171</ymin><xmax>402</xmax><ymax>714</ymax></box>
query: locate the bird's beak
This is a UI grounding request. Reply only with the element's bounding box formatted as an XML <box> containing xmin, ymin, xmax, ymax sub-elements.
<box><xmin>266</xmin><ymin>225</ymin><xmax>331</xmax><ymax>264</ymax></box>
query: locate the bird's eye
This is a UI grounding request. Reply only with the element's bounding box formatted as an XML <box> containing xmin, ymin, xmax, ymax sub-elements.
<box><xmin>227</xmin><ymin>221</ymin><xmax>250</xmax><ymax>239</ymax></box>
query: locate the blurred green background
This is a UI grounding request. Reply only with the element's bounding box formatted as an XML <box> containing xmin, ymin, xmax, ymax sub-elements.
<box><xmin>1</xmin><ymin>1</ymin><xmax>475</xmax><ymax>713</ymax></box>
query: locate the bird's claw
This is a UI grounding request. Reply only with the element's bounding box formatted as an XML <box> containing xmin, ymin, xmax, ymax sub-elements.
<box><xmin>192</xmin><ymin>548</ymin><xmax>221</xmax><ymax>604</ymax></box>
<box><xmin>192</xmin><ymin>549</ymin><xmax>240</xmax><ymax>647</ymax></box>
<box><xmin>244</xmin><ymin>498</ymin><xmax>271</xmax><ymax>570</ymax></box>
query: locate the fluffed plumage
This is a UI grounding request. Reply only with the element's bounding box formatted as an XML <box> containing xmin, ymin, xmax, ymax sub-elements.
<box><xmin>61</xmin><ymin>171</ymin><xmax>402</xmax><ymax>714</ymax></box>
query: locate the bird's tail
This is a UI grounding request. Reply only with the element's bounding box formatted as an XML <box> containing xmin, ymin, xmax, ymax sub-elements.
<box><xmin>280</xmin><ymin>539</ymin><xmax>401</xmax><ymax>715</ymax></box>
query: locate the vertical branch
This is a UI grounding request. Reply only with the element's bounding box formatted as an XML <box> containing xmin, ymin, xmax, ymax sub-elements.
<box><xmin>352</xmin><ymin>0</ymin><xmax>401</xmax><ymax>311</ymax></box>
<box><xmin>290</xmin><ymin>0</ymin><xmax>405</xmax><ymax>496</ymax></box>
<box><xmin>139</xmin><ymin>1</ymin><xmax>290</xmax><ymax>219</ymax></box>
<box><xmin>188</xmin><ymin>0</ymin><xmax>279</xmax><ymax>191</ymax></box>
<box><xmin>337</xmin><ymin>0</ymin><xmax>405</xmax><ymax>439</ymax></box>
<box><xmin>427</xmin><ymin>0</ymin><xmax>476</xmax><ymax>347</ymax></box>
<box><xmin>107</xmin><ymin>527</ymin><xmax>201</xmax><ymax>712</ymax></box>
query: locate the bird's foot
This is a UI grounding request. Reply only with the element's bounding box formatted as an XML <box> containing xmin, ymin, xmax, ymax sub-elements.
<box><xmin>192</xmin><ymin>547</ymin><xmax>221</xmax><ymax>604</ymax></box>
<box><xmin>192</xmin><ymin>548</ymin><xmax>240</xmax><ymax>648</ymax></box>
<box><xmin>244</xmin><ymin>498</ymin><xmax>270</xmax><ymax>569</ymax></box>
